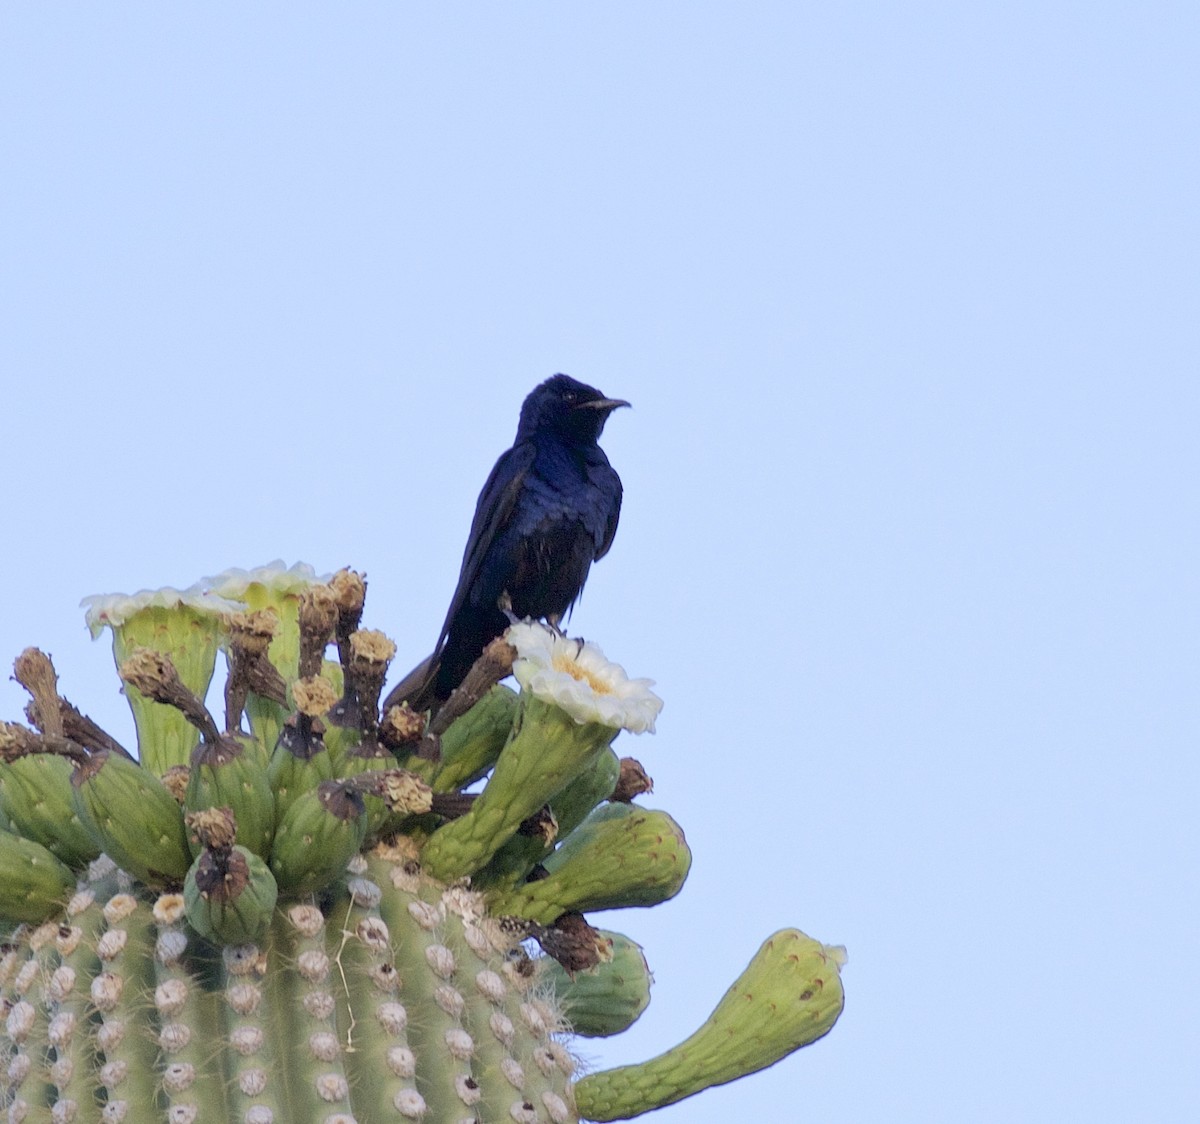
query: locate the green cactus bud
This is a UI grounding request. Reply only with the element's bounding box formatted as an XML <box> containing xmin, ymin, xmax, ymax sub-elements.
<box><xmin>81</xmin><ymin>584</ymin><xmax>237</xmax><ymax>774</ymax></box>
<box><xmin>541</xmin><ymin>930</ymin><xmax>653</xmax><ymax>1037</ymax></box>
<box><xmin>0</xmin><ymin>753</ymin><xmax>101</xmax><ymax>868</ymax></box>
<box><xmin>184</xmin><ymin>843</ymin><xmax>279</xmax><ymax>946</ymax></box>
<box><xmin>184</xmin><ymin>735</ymin><xmax>275</xmax><ymax>859</ymax></box>
<box><xmin>293</xmin><ymin>667</ymin><xmax>358</xmax><ymax>774</ymax></box>
<box><xmin>487</xmin><ymin>803</ymin><xmax>691</xmax><ymax>924</ymax></box>
<box><xmin>336</xmin><ymin>736</ymin><xmax>398</xmax><ymax>839</ymax></box>
<box><xmin>427</xmin><ymin>682</ymin><xmax>519</xmax><ymax>792</ymax></box>
<box><xmin>575</xmin><ymin>930</ymin><xmax>847</xmax><ymax>1120</ymax></box>
<box><xmin>0</xmin><ymin>829</ymin><xmax>76</xmax><ymax>923</ymax></box>
<box><xmin>420</xmin><ymin>696</ymin><xmax>617</xmax><ymax>882</ymax></box>
<box><xmin>269</xmin><ymin>779</ymin><xmax>367</xmax><ymax>897</ymax></box>
<box><xmin>267</xmin><ymin>713</ymin><xmax>336</xmax><ymax>825</ymax></box>
<box><xmin>71</xmin><ymin>751</ymin><xmax>192</xmax><ymax>888</ymax></box>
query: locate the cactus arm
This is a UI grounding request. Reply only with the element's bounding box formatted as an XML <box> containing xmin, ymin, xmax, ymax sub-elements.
<box><xmin>420</xmin><ymin>698</ymin><xmax>616</xmax><ymax>882</ymax></box>
<box><xmin>3</xmin><ymin>570</ymin><xmax>847</xmax><ymax>1122</ymax></box>
<box><xmin>486</xmin><ymin>805</ymin><xmax>691</xmax><ymax>925</ymax></box>
<box><xmin>574</xmin><ymin>930</ymin><xmax>846</xmax><ymax>1121</ymax></box>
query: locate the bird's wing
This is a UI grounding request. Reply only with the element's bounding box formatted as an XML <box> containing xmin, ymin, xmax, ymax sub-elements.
<box><xmin>431</xmin><ymin>441</ymin><xmax>537</xmax><ymax>654</ymax></box>
<box><xmin>591</xmin><ymin>460</ymin><xmax>623</xmax><ymax>561</ymax></box>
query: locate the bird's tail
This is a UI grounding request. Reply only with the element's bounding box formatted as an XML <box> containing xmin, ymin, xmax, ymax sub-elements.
<box><xmin>382</xmin><ymin>651</ymin><xmax>440</xmax><ymax>717</ymax></box>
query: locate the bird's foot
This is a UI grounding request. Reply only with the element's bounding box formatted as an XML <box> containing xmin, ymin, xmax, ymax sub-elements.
<box><xmin>499</xmin><ymin>590</ymin><xmax>521</xmax><ymax>626</ymax></box>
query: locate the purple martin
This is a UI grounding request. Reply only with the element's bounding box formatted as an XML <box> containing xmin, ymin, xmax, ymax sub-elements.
<box><xmin>386</xmin><ymin>374</ymin><xmax>628</xmax><ymax>714</ymax></box>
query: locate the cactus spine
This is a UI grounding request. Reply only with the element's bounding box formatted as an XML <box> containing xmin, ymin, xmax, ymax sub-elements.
<box><xmin>1</xmin><ymin>563</ymin><xmax>845</xmax><ymax>1122</ymax></box>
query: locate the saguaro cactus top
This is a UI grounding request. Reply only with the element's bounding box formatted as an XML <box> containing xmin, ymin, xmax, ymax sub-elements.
<box><xmin>0</xmin><ymin>562</ymin><xmax>845</xmax><ymax>1123</ymax></box>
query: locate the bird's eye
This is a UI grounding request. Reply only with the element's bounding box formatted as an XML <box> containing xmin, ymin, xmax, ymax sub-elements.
<box><xmin>562</xmin><ymin>391</ymin><xmax>577</xmax><ymax>405</ymax></box>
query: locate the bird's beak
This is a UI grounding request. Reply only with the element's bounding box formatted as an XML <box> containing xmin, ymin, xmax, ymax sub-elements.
<box><xmin>577</xmin><ymin>397</ymin><xmax>631</xmax><ymax>414</ymax></box>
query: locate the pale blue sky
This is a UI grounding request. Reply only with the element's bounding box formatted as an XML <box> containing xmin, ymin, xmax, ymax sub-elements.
<box><xmin>3</xmin><ymin>5</ymin><xmax>1197</xmax><ymax>1121</ymax></box>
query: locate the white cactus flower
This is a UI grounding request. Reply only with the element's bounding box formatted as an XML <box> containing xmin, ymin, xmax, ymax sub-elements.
<box><xmin>80</xmin><ymin>586</ymin><xmax>243</xmax><ymax>638</ymax></box>
<box><xmin>506</xmin><ymin>622</ymin><xmax>663</xmax><ymax>734</ymax></box>
<box><xmin>198</xmin><ymin>560</ymin><xmax>331</xmax><ymax>601</ymax></box>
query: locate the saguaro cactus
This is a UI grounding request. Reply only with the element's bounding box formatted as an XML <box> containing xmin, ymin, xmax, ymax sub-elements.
<box><xmin>0</xmin><ymin>563</ymin><xmax>845</xmax><ymax>1122</ymax></box>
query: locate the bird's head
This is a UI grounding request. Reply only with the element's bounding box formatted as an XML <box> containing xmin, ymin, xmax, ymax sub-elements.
<box><xmin>517</xmin><ymin>374</ymin><xmax>630</xmax><ymax>444</ymax></box>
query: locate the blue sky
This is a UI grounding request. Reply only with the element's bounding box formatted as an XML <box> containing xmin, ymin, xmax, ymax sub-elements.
<box><xmin>3</xmin><ymin>5</ymin><xmax>1197</xmax><ymax>1121</ymax></box>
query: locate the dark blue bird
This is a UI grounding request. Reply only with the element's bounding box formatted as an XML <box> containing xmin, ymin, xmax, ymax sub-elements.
<box><xmin>387</xmin><ymin>374</ymin><xmax>628</xmax><ymax>713</ymax></box>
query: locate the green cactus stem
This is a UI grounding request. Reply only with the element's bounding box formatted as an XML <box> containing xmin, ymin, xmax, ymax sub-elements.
<box><xmin>419</xmin><ymin>696</ymin><xmax>618</xmax><ymax>882</ymax></box>
<box><xmin>477</xmin><ymin>745</ymin><xmax>622</xmax><ymax>891</ymax></box>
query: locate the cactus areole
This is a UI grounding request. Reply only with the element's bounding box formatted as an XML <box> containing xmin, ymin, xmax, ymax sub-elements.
<box><xmin>0</xmin><ymin>562</ymin><xmax>845</xmax><ymax>1122</ymax></box>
